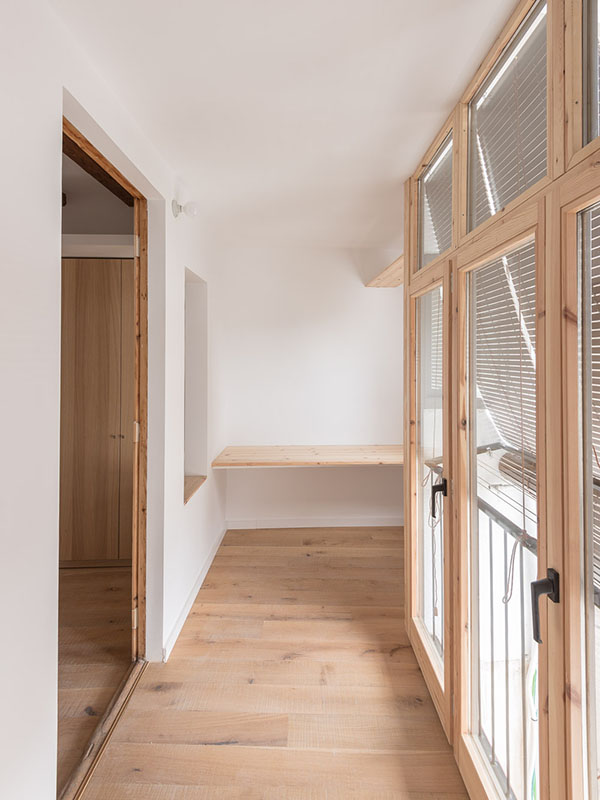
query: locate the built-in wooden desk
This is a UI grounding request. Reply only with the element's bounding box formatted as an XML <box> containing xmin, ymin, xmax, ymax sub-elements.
<box><xmin>212</xmin><ymin>445</ymin><xmax>404</xmax><ymax>469</ymax></box>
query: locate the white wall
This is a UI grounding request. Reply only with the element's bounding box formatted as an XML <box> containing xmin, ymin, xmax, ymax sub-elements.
<box><xmin>160</xmin><ymin>229</ymin><xmax>228</xmax><ymax>660</ymax></box>
<box><xmin>184</xmin><ymin>270</ymin><xmax>209</xmax><ymax>477</ymax></box>
<box><xmin>0</xmin><ymin>2</ymin><xmax>226</xmax><ymax>796</ymax></box>
<box><xmin>212</xmin><ymin>245</ymin><xmax>404</xmax><ymax>527</ymax></box>
<box><xmin>225</xmin><ymin>466</ymin><xmax>403</xmax><ymax>528</ymax></box>
<box><xmin>62</xmin><ymin>154</ymin><xmax>134</xmax><ymax>234</ymax></box>
<box><xmin>0</xmin><ymin>4</ymin><xmax>402</xmax><ymax>797</ymax></box>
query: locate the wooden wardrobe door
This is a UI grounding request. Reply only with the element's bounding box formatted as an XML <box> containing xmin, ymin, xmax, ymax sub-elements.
<box><xmin>60</xmin><ymin>258</ymin><xmax>121</xmax><ymax>561</ymax></box>
<box><xmin>119</xmin><ymin>258</ymin><xmax>135</xmax><ymax>561</ymax></box>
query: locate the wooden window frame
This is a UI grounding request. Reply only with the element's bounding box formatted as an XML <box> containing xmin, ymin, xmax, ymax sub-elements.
<box><xmin>564</xmin><ymin>0</ymin><xmax>600</xmax><ymax>170</ymax></box>
<box><xmin>409</xmin><ymin>111</ymin><xmax>459</xmax><ymax>281</ymax></box>
<box><xmin>405</xmin><ymin>0</ymin><xmax>565</xmax><ymax>301</ymax></box>
<box><xmin>405</xmin><ymin>258</ymin><xmax>454</xmax><ymax>741</ymax></box>
<box><xmin>456</xmin><ymin>0</ymin><xmax>563</xmax><ymax>246</ymax></box>
<box><xmin>402</xmin><ymin>2</ymin><xmax>600</xmax><ymax>798</ymax></box>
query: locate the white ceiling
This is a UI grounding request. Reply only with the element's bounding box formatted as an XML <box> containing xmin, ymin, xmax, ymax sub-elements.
<box><xmin>50</xmin><ymin>0</ymin><xmax>516</xmax><ymax>248</ymax></box>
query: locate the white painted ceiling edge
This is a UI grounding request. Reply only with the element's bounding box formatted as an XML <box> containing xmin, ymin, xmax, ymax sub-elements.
<box><xmin>48</xmin><ymin>0</ymin><xmax>517</xmax><ymax>250</ymax></box>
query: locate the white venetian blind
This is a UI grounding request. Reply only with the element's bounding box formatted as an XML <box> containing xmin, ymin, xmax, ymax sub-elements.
<box><xmin>430</xmin><ymin>287</ymin><xmax>443</xmax><ymax>393</ymax></box>
<box><xmin>418</xmin><ymin>134</ymin><xmax>453</xmax><ymax>269</ymax></box>
<box><xmin>584</xmin><ymin>204</ymin><xmax>600</xmax><ymax>593</ymax></box>
<box><xmin>584</xmin><ymin>0</ymin><xmax>600</xmax><ymax>143</ymax></box>
<box><xmin>472</xmin><ymin>240</ymin><xmax>537</xmax><ymax>460</ymax></box>
<box><xmin>468</xmin><ymin>0</ymin><xmax>547</xmax><ymax>232</ymax></box>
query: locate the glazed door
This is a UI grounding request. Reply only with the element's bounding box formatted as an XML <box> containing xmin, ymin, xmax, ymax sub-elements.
<box><xmin>463</xmin><ymin>238</ymin><xmax>541</xmax><ymax>800</ymax></box>
<box><xmin>560</xmin><ymin>175</ymin><xmax>600</xmax><ymax>800</ymax></box>
<box><xmin>407</xmin><ymin>262</ymin><xmax>453</xmax><ymax>737</ymax></box>
<box><xmin>450</xmin><ymin>198</ymin><xmax>563</xmax><ymax>800</ymax></box>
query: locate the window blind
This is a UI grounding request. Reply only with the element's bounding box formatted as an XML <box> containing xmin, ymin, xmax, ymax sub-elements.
<box><xmin>468</xmin><ymin>0</ymin><xmax>547</xmax><ymax>232</ymax></box>
<box><xmin>418</xmin><ymin>134</ymin><xmax>453</xmax><ymax>268</ymax></box>
<box><xmin>584</xmin><ymin>0</ymin><xmax>600</xmax><ymax>142</ymax></box>
<box><xmin>430</xmin><ymin>287</ymin><xmax>443</xmax><ymax>393</ymax></box>
<box><xmin>583</xmin><ymin>204</ymin><xmax>600</xmax><ymax>595</ymax></box>
<box><xmin>472</xmin><ymin>240</ymin><xmax>537</xmax><ymax>460</ymax></box>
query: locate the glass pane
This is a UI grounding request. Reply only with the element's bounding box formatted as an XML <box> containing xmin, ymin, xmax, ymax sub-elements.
<box><xmin>418</xmin><ymin>135</ymin><xmax>453</xmax><ymax>269</ymax></box>
<box><xmin>468</xmin><ymin>0</ymin><xmax>547</xmax><ymax>232</ymax></box>
<box><xmin>467</xmin><ymin>240</ymin><xmax>539</xmax><ymax>800</ymax></box>
<box><xmin>415</xmin><ymin>285</ymin><xmax>445</xmax><ymax>668</ymax></box>
<box><xmin>585</xmin><ymin>0</ymin><xmax>600</xmax><ymax>144</ymax></box>
<box><xmin>578</xmin><ymin>202</ymin><xmax>600</xmax><ymax>797</ymax></box>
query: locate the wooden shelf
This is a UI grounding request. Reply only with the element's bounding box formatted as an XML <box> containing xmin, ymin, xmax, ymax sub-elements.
<box><xmin>184</xmin><ymin>475</ymin><xmax>207</xmax><ymax>504</ymax></box>
<box><xmin>365</xmin><ymin>254</ymin><xmax>404</xmax><ymax>287</ymax></box>
<box><xmin>212</xmin><ymin>445</ymin><xmax>404</xmax><ymax>469</ymax></box>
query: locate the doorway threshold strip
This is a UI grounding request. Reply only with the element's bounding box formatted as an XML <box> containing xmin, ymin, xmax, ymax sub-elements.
<box><xmin>60</xmin><ymin>659</ymin><xmax>148</xmax><ymax>800</ymax></box>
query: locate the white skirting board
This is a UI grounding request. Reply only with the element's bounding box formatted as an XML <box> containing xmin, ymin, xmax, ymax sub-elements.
<box><xmin>162</xmin><ymin>525</ymin><xmax>227</xmax><ymax>661</ymax></box>
<box><xmin>226</xmin><ymin>515</ymin><xmax>403</xmax><ymax>529</ymax></box>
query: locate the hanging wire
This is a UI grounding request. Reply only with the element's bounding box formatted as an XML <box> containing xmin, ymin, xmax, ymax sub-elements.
<box><xmin>502</xmin><ymin>248</ymin><xmax>529</xmax><ymax>607</ymax></box>
<box><xmin>502</xmin><ymin>538</ymin><xmax>519</xmax><ymax>604</ymax></box>
<box><xmin>427</xmin><ymin>467</ymin><xmax>442</xmax><ymax>617</ymax></box>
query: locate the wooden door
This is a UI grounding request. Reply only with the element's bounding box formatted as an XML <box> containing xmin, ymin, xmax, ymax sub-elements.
<box><xmin>119</xmin><ymin>258</ymin><xmax>135</xmax><ymax>560</ymax></box>
<box><xmin>60</xmin><ymin>258</ymin><xmax>133</xmax><ymax>563</ymax></box>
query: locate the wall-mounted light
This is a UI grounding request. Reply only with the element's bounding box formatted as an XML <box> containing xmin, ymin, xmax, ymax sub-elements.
<box><xmin>172</xmin><ymin>199</ymin><xmax>200</xmax><ymax>219</ymax></box>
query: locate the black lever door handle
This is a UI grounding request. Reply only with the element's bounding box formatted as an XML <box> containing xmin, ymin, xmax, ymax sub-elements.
<box><xmin>530</xmin><ymin>568</ymin><xmax>559</xmax><ymax>644</ymax></box>
<box><xmin>431</xmin><ymin>478</ymin><xmax>447</xmax><ymax>519</ymax></box>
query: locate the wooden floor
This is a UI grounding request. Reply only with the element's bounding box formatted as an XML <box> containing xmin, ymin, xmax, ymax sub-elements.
<box><xmin>82</xmin><ymin>528</ymin><xmax>467</xmax><ymax>799</ymax></box>
<box><xmin>58</xmin><ymin>566</ymin><xmax>132</xmax><ymax>794</ymax></box>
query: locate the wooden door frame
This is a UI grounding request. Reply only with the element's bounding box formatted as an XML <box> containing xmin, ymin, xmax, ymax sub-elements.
<box><xmin>62</xmin><ymin>117</ymin><xmax>148</xmax><ymax>661</ymax></box>
<box><xmin>59</xmin><ymin>118</ymin><xmax>148</xmax><ymax>798</ymax></box>
<box><xmin>405</xmin><ymin>258</ymin><xmax>454</xmax><ymax>742</ymax></box>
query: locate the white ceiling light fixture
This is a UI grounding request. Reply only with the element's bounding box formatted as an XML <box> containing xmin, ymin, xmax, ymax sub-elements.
<box><xmin>172</xmin><ymin>199</ymin><xmax>200</xmax><ymax>218</ymax></box>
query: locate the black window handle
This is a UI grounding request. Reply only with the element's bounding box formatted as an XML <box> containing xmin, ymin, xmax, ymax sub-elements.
<box><xmin>530</xmin><ymin>568</ymin><xmax>559</xmax><ymax>644</ymax></box>
<box><xmin>431</xmin><ymin>477</ymin><xmax>447</xmax><ymax>519</ymax></box>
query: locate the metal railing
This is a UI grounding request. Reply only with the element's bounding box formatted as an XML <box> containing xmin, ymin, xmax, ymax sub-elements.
<box><xmin>474</xmin><ymin>493</ymin><xmax>538</xmax><ymax>800</ymax></box>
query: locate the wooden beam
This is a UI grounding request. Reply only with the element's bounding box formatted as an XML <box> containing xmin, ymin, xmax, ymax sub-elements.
<box><xmin>365</xmin><ymin>255</ymin><xmax>404</xmax><ymax>287</ymax></box>
<box><xmin>212</xmin><ymin>445</ymin><xmax>404</xmax><ymax>469</ymax></box>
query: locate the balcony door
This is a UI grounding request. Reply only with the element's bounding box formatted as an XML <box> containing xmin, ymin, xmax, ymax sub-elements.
<box><xmin>559</xmin><ymin>169</ymin><xmax>600</xmax><ymax>800</ymax></box>
<box><xmin>407</xmin><ymin>261</ymin><xmax>453</xmax><ymax>737</ymax></box>
<box><xmin>450</xmin><ymin>199</ymin><xmax>565</xmax><ymax>800</ymax></box>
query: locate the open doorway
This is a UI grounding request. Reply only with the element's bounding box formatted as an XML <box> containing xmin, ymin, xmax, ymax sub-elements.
<box><xmin>57</xmin><ymin>120</ymin><xmax>147</xmax><ymax>798</ymax></box>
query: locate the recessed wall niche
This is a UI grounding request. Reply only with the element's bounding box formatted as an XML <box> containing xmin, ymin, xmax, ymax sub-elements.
<box><xmin>184</xmin><ymin>269</ymin><xmax>208</xmax><ymax>503</ymax></box>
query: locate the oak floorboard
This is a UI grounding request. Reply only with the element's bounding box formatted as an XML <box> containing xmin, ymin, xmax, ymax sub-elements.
<box><xmin>82</xmin><ymin>528</ymin><xmax>466</xmax><ymax>799</ymax></box>
<box><xmin>205</xmin><ymin>564</ymin><xmax>403</xmax><ymax>581</ymax></box>
<box><xmin>57</xmin><ymin>566</ymin><xmax>131</xmax><ymax>795</ymax></box>
<box><xmin>90</xmin><ymin>744</ymin><xmax>465</xmax><ymax>793</ymax></box>
<box><xmin>221</xmin><ymin>527</ymin><xmax>402</xmax><ymax>548</ymax></box>
<box><xmin>213</xmin><ymin>545</ymin><xmax>404</xmax><ymax>567</ymax></box>
<box><xmin>120</xmin><ymin>654</ymin><xmax>419</xmax><ymax>688</ymax></box>
<box><xmin>84</xmin><ymin>785</ymin><xmax>467</xmax><ymax>800</ymax></box>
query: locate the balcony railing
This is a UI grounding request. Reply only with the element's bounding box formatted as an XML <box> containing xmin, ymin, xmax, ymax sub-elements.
<box><xmin>474</xmin><ymin>491</ymin><xmax>538</xmax><ymax>800</ymax></box>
